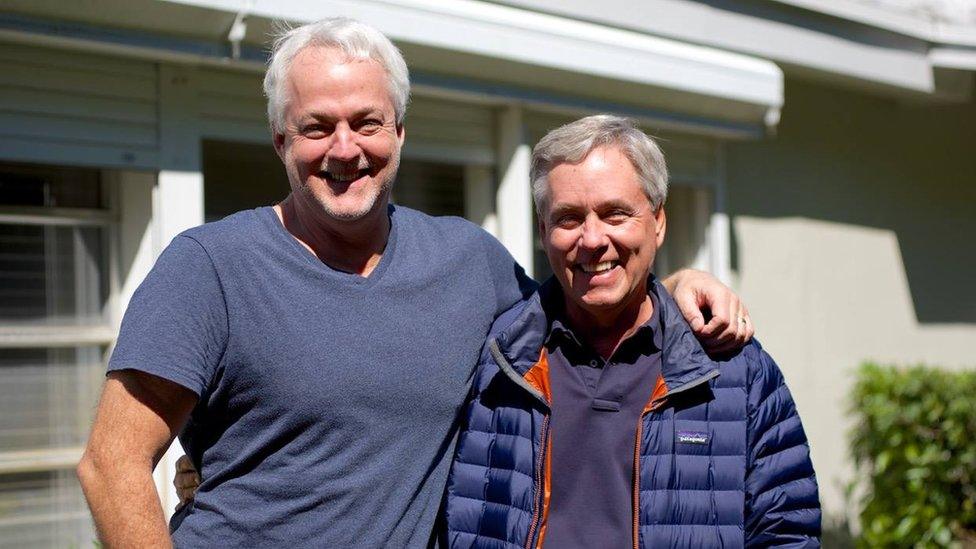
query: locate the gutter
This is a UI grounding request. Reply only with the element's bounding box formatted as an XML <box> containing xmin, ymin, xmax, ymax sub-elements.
<box><xmin>0</xmin><ymin>9</ymin><xmax>775</xmax><ymax>138</ymax></box>
<box><xmin>160</xmin><ymin>0</ymin><xmax>784</xmax><ymax>130</ymax></box>
<box><xmin>771</xmin><ymin>0</ymin><xmax>976</xmax><ymax>48</ymax></box>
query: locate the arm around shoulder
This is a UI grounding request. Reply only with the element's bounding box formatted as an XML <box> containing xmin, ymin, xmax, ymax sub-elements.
<box><xmin>661</xmin><ymin>269</ymin><xmax>754</xmax><ymax>354</ymax></box>
<box><xmin>744</xmin><ymin>345</ymin><xmax>822</xmax><ymax>547</ymax></box>
<box><xmin>475</xmin><ymin>225</ymin><xmax>537</xmax><ymax>314</ymax></box>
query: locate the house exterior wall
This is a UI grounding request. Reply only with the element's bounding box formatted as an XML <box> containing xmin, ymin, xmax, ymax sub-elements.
<box><xmin>725</xmin><ymin>76</ymin><xmax>976</xmax><ymax>523</ymax></box>
<box><xmin>0</xmin><ymin>42</ymin><xmax>160</xmax><ymax>170</ymax></box>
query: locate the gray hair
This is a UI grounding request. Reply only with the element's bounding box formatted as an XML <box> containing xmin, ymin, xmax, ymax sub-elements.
<box><xmin>530</xmin><ymin>115</ymin><xmax>669</xmax><ymax>214</ymax></box>
<box><xmin>263</xmin><ymin>17</ymin><xmax>410</xmax><ymax>134</ymax></box>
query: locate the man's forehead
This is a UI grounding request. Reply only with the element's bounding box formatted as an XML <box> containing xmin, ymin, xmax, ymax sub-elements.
<box><xmin>543</xmin><ymin>178</ymin><xmax>650</xmax><ymax>223</ymax></box>
<box><xmin>283</xmin><ymin>47</ymin><xmax>396</xmax><ymax>114</ymax></box>
<box><xmin>288</xmin><ymin>46</ymin><xmax>387</xmax><ymax>83</ymax></box>
<box><xmin>551</xmin><ymin>147</ymin><xmax>638</xmax><ymax>180</ymax></box>
<box><xmin>293</xmin><ymin>45</ymin><xmax>362</xmax><ymax>65</ymax></box>
<box><xmin>547</xmin><ymin>158</ymin><xmax>644</xmax><ymax>197</ymax></box>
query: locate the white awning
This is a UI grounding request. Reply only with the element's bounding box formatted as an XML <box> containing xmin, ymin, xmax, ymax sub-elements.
<box><xmin>161</xmin><ymin>0</ymin><xmax>784</xmax><ymax>132</ymax></box>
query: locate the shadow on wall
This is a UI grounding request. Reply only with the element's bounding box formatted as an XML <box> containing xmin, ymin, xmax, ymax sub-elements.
<box><xmin>822</xmin><ymin>518</ymin><xmax>856</xmax><ymax>549</ymax></box>
<box><xmin>725</xmin><ymin>77</ymin><xmax>976</xmax><ymax>324</ymax></box>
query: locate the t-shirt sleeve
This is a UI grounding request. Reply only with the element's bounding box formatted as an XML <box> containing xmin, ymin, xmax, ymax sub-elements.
<box><xmin>108</xmin><ymin>235</ymin><xmax>228</xmax><ymax>397</ymax></box>
<box><xmin>477</xmin><ymin>230</ymin><xmax>538</xmax><ymax>316</ymax></box>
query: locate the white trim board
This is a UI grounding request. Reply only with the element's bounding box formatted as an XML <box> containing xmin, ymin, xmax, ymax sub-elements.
<box><xmin>158</xmin><ymin>0</ymin><xmax>784</xmax><ymax>110</ymax></box>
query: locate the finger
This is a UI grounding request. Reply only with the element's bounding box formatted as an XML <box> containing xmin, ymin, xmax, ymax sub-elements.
<box><xmin>740</xmin><ymin>305</ymin><xmax>754</xmax><ymax>342</ymax></box>
<box><xmin>726</xmin><ymin>296</ymin><xmax>743</xmax><ymax>344</ymax></box>
<box><xmin>698</xmin><ymin>299</ymin><xmax>727</xmax><ymax>338</ymax></box>
<box><xmin>176</xmin><ymin>455</ymin><xmax>194</xmax><ymax>473</ymax></box>
<box><xmin>732</xmin><ymin>306</ymin><xmax>750</xmax><ymax>345</ymax></box>
<box><xmin>174</xmin><ymin>473</ymin><xmax>201</xmax><ymax>489</ymax></box>
<box><xmin>177</xmin><ymin>487</ymin><xmax>194</xmax><ymax>505</ymax></box>
<box><xmin>716</xmin><ymin>311</ymin><xmax>750</xmax><ymax>353</ymax></box>
<box><xmin>706</xmin><ymin>313</ymin><xmax>752</xmax><ymax>356</ymax></box>
<box><xmin>701</xmin><ymin>303</ymin><xmax>732</xmax><ymax>340</ymax></box>
<box><xmin>673</xmin><ymin>288</ymin><xmax>706</xmax><ymax>333</ymax></box>
<box><xmin>733</xmin><ymin>306</ymin><xmax>746</xmax><ymax>345</ymax></box>
<box><xmin>708</xmin><ymin>319</ymin><xmax>744</xmax><ymax>352</ymax></box>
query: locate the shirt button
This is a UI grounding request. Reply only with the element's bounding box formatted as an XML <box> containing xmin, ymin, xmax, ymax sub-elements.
<box><xmin>589</xmin><ymin>360</ymin><xmax>599</xmax><ymax>368</ymax></box>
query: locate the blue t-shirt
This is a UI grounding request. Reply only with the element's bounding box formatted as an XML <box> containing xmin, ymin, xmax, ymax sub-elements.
<box><xmin>108</xmin><ymin>205</ymin><xmax>534</xmax><ymax>547</ymax></box>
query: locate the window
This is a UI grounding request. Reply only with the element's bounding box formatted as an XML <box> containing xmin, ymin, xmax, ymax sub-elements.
<box><xmin>392</xmin><ymin>160</ymin><xmax>464</xmax><ymax>217</ymax></box>
<box><xmin>655</xmin><ymin>184</ymin><xmax>714</xmax><ymax>277</ymax></box>
<box><xmin>0</xmin><ymin>162</ymin><xmax>113</xmax><ymax>546</ymax></box>
<box><xmin>202</xmin><ymin>140</ymin><xmax>290</xmax><ymax>222</ymax></box>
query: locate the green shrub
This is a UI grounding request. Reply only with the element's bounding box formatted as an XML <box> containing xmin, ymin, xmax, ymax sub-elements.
<box><xmin>849</xmin><ymin>363</ymin><xmax>976</xmax><ymax>548</ymax></box>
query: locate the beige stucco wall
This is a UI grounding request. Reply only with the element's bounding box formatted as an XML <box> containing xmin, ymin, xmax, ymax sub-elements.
<box><xmin>725</xmin><ymin>77</ymin><xmax>976</xmax><ymax>527</ymax></box>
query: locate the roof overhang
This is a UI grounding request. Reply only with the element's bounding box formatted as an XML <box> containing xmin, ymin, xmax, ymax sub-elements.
<box><xmin>158</xmin><ymin>0</ymin><xmax>785</xmax><ymax>135</ymax></box>
<box><xmin>179</xmin><ymin>0</ymin><xmax>783</xmax><ymax>105</ymax></box>
<box><xmin>492</xmin><ymin>0</ymin><xmax>976</xmax><ymax>103</ymax></box>
<box><xmin>0</xmin><ymin>0</ymin><xmax>785</xmax><ymax>136</ymax></box>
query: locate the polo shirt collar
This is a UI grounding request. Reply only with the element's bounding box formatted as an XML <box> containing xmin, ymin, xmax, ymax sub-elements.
<box><xmin>544</xmin><ymin>290</ymin><xmax>664</xmax><ymax>361</ymax></box>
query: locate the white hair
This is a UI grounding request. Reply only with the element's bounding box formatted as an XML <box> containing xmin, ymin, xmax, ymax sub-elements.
<box><xmin>263</xmin><ymin>17</ymin><xmax>410</xmax><ymax>133</ymax></box>
<box><xmin>530</xmin><ymin>115</ymin><xmax>669</xmax><ymax>213</ymax></box>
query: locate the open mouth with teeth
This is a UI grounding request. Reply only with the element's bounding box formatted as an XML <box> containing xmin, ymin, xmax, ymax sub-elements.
<box><xmin>578</xmin><ymin>260</ymin><xmax>618</xmax><ymax>275</ymax></box>
<box><xmin>319</xmin><ymin>168</ymin><xmax>371</xmax><ymax>185</ymax></box>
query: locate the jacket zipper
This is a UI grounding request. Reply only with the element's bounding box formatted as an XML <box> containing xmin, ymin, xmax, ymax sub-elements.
<box><xmin>632</xmin><ymin>370</ymin><xmax>721</xmax><ymax>549</ymax></box>
<box><xmin>488</xmin><ymin>340</ymin><xmax>553</xmax><ymax>549</ymax></box>
<box><xmin>525</xmin><ymin>414</ymin><xmax>551</xmax><ymax>549</ymax></box>
<box><xmin>632</xmin><ymin>409</ymin><xmax>651</xmax><ymax>549</ymax></box>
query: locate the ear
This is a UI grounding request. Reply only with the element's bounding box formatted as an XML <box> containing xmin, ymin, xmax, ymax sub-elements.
<box><xmin>272</xmin><ymin>132</ymin><xmax>287</xmax><ymax>163</ymax></box>
<box><xmin>536</xmin><ymin>202</ymin><xmax>550</xmax><ymax>239</ymax></box>
<box><xmin>396</xmin><ymin>122</ymin><xmax>406</xmax><ymax>147</ymax></box>
<box><xmin>654</xmin><ymin>206</ymin><xmax>667</xmax><ymax>248</ymax></box>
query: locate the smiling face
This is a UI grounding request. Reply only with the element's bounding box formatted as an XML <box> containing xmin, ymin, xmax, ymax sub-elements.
<box><xmin>539</xmin><ymin>145</ymin><xmax>666</xmax><ymax>325</ymax></box>
<box><xmin>274</xmin><ymin>46</ymin><xmax>404</xmax><ymax>224</ymax></box>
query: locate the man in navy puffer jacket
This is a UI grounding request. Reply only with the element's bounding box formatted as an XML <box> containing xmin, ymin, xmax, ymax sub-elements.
<box><xmin>442</xmin><ymin>115</ymin><xmax>821</xmax><ymax>548</ymax></box>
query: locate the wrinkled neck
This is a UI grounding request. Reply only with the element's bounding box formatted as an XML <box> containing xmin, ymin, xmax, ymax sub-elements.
<box><xmin>564</xmin><ymin>291</ymin><xmax>653</xmax><ymax>359</ymax></box>
<box><xmin>275</xmin><ymin>194</ymin><xmax>390</xmax><ymax>276</ymax></box>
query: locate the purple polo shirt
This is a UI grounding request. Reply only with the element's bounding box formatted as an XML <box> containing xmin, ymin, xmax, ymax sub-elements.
<box><xmin>543</xmin><ymin>290</ymin><xmax>663</xmax><ymax>549</ymax></box>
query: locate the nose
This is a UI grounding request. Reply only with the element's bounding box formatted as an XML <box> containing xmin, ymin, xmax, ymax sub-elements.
<box><xmin>578</xmin><ymin>217</ymin><xmax>609</xmax><ymax>251</ymax></box>
<box><xmin>327</xmin><ymin>123</ymin><xmax>361</xmax><ymax>162</ymax></box>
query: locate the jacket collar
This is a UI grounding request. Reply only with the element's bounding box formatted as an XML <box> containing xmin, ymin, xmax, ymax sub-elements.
<box><xmin>490</xmin><ymin>275</ymin><xmax>720</xmax><ymax>397</ymax></box>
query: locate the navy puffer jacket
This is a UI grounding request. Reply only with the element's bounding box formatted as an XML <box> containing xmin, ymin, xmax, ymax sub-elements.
<box><xmin>442</xmin><ymin>279</ymin><xmax>821</xmax><ymax>548</ymax></box>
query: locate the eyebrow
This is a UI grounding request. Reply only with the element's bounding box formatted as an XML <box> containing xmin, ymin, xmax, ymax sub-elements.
<box><xmin>300</xmin><ymin>106</ymin><xmax>387</xmax><ymax>124</ymax></box>
<box><xmin>547</xmin><ymin>199</ymin><xmax>634</xmax><ymax>218</ymax></box>
<box><xmin>546</xmin><ymin>204</ymin><xmax>578</xmax><ymax>221</ymax></box>
<box><xmin>597</xmin><ymin>199</ymin><xmax>635</xmax><ymax>211</ymax></box>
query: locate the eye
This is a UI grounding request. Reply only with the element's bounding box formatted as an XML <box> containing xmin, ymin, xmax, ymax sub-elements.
<box><xmin>356</xmin><ymin>119</ymin><xmax>384</xmax><ymax>135</ymax></box>
<box><xmin>553</xmin><ymin>214</ymin><xmax>581</xmax><ymax>229</ymax></box>
<box><xmin>603</xmin><ymin>209</ymin><xmax>631</xmax><ymax>224</ymax></box>
<box><xmin>301</xmin><ymin>124</ymin><xmax>329</xmax><ymax>139</ymax></box>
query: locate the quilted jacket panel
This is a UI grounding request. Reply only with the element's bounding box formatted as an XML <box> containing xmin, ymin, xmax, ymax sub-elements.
<box><xmin>443</xmin><ymin>280</ymin><xmax>820</xmax><ymax>548</ymax></box>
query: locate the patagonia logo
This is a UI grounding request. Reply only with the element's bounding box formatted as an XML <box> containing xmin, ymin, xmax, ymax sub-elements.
<box><xmin>677</xmin><ymin>431</ymin><xmax>710</xmax><ymax>445</ymax></box>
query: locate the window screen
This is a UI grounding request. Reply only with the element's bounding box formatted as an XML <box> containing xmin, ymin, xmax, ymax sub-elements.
<box><xmin>0</xmin><ymin>162</ymin><xmax>108</xmax><ymax>547</ymax></box>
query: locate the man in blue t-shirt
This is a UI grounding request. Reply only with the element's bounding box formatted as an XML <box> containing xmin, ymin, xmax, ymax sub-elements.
<box><xmin>76</xmin><ymin>18</ymin><xmax>754</xmax><ymax>548</ymax></box>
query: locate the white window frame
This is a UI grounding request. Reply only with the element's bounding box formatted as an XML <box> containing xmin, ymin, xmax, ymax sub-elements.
<box><xmin>0</xmin><ymin>170</ymin><xmax>119</xmax><ymax>474</ymax></box>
